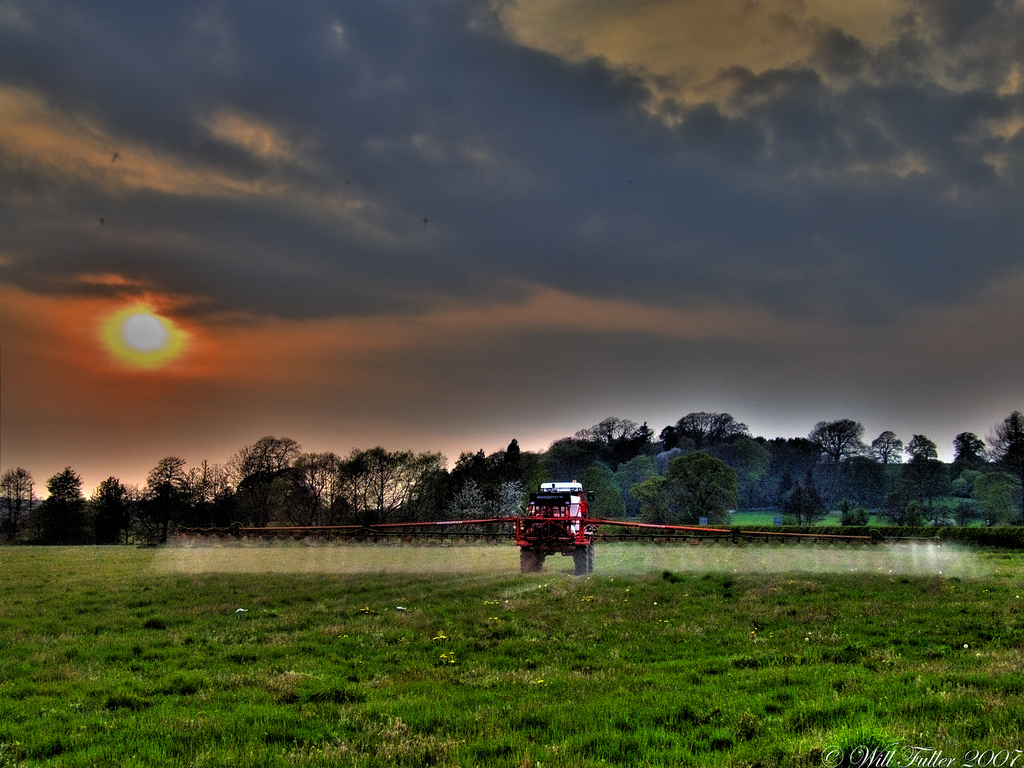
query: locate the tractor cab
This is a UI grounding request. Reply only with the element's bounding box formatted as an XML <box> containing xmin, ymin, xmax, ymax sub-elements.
<box><xmin>528</xmin><ymin>482</ymin><xmax>586</xmax><ymax>519</ymax></box>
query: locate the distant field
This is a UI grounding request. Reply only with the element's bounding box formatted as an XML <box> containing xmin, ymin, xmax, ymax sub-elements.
<box><xmin>1</xmin><ymin>543</ymin><xmax>1022</xmax><ymax>767</ymax></box>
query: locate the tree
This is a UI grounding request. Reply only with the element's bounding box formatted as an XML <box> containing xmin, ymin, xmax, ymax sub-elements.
<box><xmin>228</xmin><ymin>436</ymin><xmax>301</xmax><ymax>526</ymax></box>
<box><xmin>952</xmin><ymin>432</ymin><xmax>988</xmax><ymax>472</ymax></box>
<box><xmin>495</xmin><ymin>480</ymin><xmax>526</xmax><ymax>518</ymax></box>
<box><xmin>782</xmin><ymin>471</ymin><xmax>828</xmax><ymax>525</ymax></box>
<box><xmin>630</xmin><ymin>475</ymin><xmax>671</xmax><ymax>525</ymax></box>
<box><xmin>578</xmin><ymin>463</ymin><xmax>625</xmax><ymax>518</ymax></box>
<box><xmin>973</xmin><ymin>472</ymin><xmax>1022</xmax><ymax>525</ymax></box>
<box><xmin>906</xmin><ymin>434</ymin><xmax>939</xmax><ymax>463</ymax></box>
<box><xmin>987</xmin><ymin>411</ymin><xmax>1024</xmax><ymax>523</ymax></box>
<box><xmin>91</xmin><ymin>477</ymin><xmax>130</xmax><ymax>544</ymax></box>
<box><xmin>989</xmin><ymin>411</ymin><xmax>1024</xmax><ymax>490</ymax></box>
<box><xmin>953</xmin><ymin>500</ymin><xmax>981</xmax><ymax>526</ymax></box>
<box><xmin>575</xmin><ymin>416</ymin><xmax>638</xmax><ymax>445</ymax></box>
<box><xmin>450</xmin><ymin>450</ymin><xmax>489</xmax><ymax>493</ymax></box>
<box><xmin>183</xmin><ymin>461</ymin><xmax>232</xmax><ymax>528</ymax></box>
<box><xmin>903</xmin><ymin>436</ymin><xmax>949</xmax><ymax>523</ymax></box>
<box><xmin>662</xmin><ymin>412</ymin><xmax>750</xmax><ymax>451</ymax></box>
<box><xmin>1</xmin><ymin>467</ymin><xmax>34</xmax><ymax>542</ymax></box>
<box><xmin>403</xmin><ymin>461</ymin><xmax>454</xmax><ymax>523</ymax></box>
<box><xmin>653</xmin><ymin>448</ymin><xmax>684</xmax><ymax>475</ymax></box>
<box><xmin>809</xmin><ymin>419</ymin><xmax>867</xmax><ymax>506</ymax></box>
<box><xmin>808</xmin><ymin>419</ymin><xmax>867</xmax><ymax>464</ymax></box>
<box><xmin>706</xmin><ymin>436</ymin><xmax>770</xmax><ymax>509</ymax></box>
<box><xmin>613</xmin><ymin>455</ymin><xmax>657</xmax><ymax>517</ymax></box>
<box><xmin>662</xmin><ymin>451</ymin><xmax>739</xmax><ymax>525</ymax></box>
<box><xmin>228</xmin><ymin>436</ymin><xmax>302</xmax><ymax>481</ymax></box>
<box><xmin>496</xmin><ymin>439</ymin><xmax>547</xmax><ymax>498</ymax></box>
<box><xmin>764</xmin><ymin>438</ymin><xmax>820</xmax><ymax>507</ymax></box>
<box><xmin>447</xmin><ymin>479</ymin><xmax>489</xmax><ymax>520</ymax></box>
<box><xmin>839</xmin><ymin>455</ymin><xmax>887</xmax><ymax>508</ymax></box>
<box><xmin>542</xmin><ymin>438</ymin><xmax>606</xmax><ymax>481</ymax></box>
<box><xmin>606</xmin><ymin>421</ymin><xmax>655</xmax><ymax>467</ymax></box>
<box><xmin>881</xmin><ymin>479</ymin><xmax>926</xmax><ymax>526</ymax></box>
<box><xmin>951</xmin><ymin>469</ymin><xmax>982</xmax><ymax>499</ymax></box>
<box><xmin>839</xmin><ymin>504</ymin><xmax>870</xmax><ymax>526</ymax></box>
<box><xmin>290</xmin><ymin>452</ymin><xmax>341</xmax><ymax>526</ymax></box>
<box><xmin>336</xmin><ymin>447</ymin><xmax>444</xmax><ymax>525</ymax></box>
<box><xmin>32</xmin><ymin>467</ymin><xmax>88</xmax><ymax>544</ymax></box>
<box><xmin>144</xmin><ymin>457</ymin><xmax>188</xmax><ymax>542</ymax></box>
<box><xmin>871</xmin><ymin>431</ymin><xmax>904</xmax><ymax>464</ymax></box>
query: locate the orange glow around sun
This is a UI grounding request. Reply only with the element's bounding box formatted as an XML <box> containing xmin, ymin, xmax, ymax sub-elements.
<box><xmin>101</xmin><ymin>304</ymin><xmax>188</xmax><ymax>369</ymax></box>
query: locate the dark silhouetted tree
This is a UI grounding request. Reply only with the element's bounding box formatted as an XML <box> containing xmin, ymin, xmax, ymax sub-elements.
<box><xmin>228</xmin><ymin>436</ymin><xmax>301</xmax><ymax>526</ymax></box>
<box><xmin>542</xmin><ymin>438</ymin><xmax>606</xmax><ymax>481</ymax></box>
<box><xmin>906</xmin><ymin>434</ymin><xmax>939</xmax><ymax>463</ymax></box>
<box><xmin>707</xmin><ymin>436</ymin><xmax>770</xmax><ymax>509</ymax></box>
<box><xmin>839</xmin><ymin>455</ymin><xmax>887</xmax><ymax>508</ymax></box>
<box><xmin>576</xmin><ymin>417</ymin><xmax>638</xmax><ymax>445</ymax></box>
<box><xmin>32</xmin><ymin>467</ymin><xmax>88</xmax><ymax>544</ymax></box>
<box><xmin>336</xmin><ymin>448</ymin><xmax>444</xmax><ymax>525</ymax></box>
<box><xmin>764</xmin><ymin>438</ymin><xmax>820</xmax><ymax>507</ymax></box>
<box><xmin>870</xmin><ymin>431</ymin><xmax>903</xmax><ymax>464</ymax></box>
<box><xmin>952</xmin><ymin>432</ymin><xmax>988</xmax><ymax>472</ymax></box>
<box><xmin>183</xmin><ymin>460</ymin><xmax>233</xmax><ymax>528</ymax></box>
<box><xmin>988</xmin><ymin>412</ymin><xmax>1024</xmax><ymax>522</ymax></box>
<box><xmin>290</xmin><ymin>452</ymin><xmax>341</xmax><ymax>526</ymax></box>
<box><xmin>902</xmin><ymin>436</ymin><xmax>949</xmax><ymax>523</ymax></box>
<box><xmin>809</xmin><ymin>419</ymin><xmax>867</xmax><ymax>464</ymax></box>
<box><xmin>91</xmin><ymin>477</ymin><xmax>130</xmax><ymax>544</ymax></box>
<box><xmin>783</xmin><ymin>471</ymin><xmax>828</xmax><ymax>525</ymax></box>
<box><xmin>1</xmin><ymin>467</ymin><xmax>34</xmax><ymax>542</ymax></box>
<box><xmin>144</xmin><ymin>457</ymin><xmax>188</xmax><ymax>543</ymax></box>
<box><xmin>662</xmin><ymin>412</ymin><xmax>749</xmax><ymax>451</ymax></box>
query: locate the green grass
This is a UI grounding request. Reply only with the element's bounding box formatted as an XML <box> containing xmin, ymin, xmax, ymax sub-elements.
<box><xmin>1</xmin><ymin>542</ymin><xmax>1023</xmax><ymax>767</ymax></box>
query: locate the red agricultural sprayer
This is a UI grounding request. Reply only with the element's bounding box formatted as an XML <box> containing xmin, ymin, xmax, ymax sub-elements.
<box><xmin>177</xmin><ymin>480</ymin><xmax>878</xmax><ymax>575</ymax></box>
<box><xmin>516</xmin><ymin>482</ymin><xmax>596</xmax><ymax>574</ymax></box>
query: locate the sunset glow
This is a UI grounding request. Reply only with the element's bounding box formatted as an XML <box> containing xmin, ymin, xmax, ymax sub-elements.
<box><xmin>1</xmin><ymin>0</ymin><xmax>1021</xmax><ymax>494</ymax></box>
<box><xmin>101</xmin><ymin>305</ymin><xmax>187</xmax><ymax>369</ymax></box>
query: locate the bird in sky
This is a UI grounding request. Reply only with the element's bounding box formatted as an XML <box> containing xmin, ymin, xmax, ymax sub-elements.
<box><xmin>111</xmin><ymin>152</ymin><xmax>119</xmax><ymax>162</ymax></box>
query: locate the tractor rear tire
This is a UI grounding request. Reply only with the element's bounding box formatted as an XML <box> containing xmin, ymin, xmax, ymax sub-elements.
<box><xmin>586</xmin><ymin>543</ymin><xmax>595</xmax><ymax>574</ymax></box>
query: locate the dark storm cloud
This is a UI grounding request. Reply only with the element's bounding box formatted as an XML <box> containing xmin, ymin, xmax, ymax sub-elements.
<box><xmin>1</xmin><ymin>0</ymin><xmax>1022</xmax><ymax>324</ymax></box>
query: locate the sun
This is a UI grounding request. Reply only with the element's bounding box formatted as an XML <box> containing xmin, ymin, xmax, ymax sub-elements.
<box><xmin>102</xmin><ymin>304</ymin><xmax>187</xmax><ymax>368</ymax></box>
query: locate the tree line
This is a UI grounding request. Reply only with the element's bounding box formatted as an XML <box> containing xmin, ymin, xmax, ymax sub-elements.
<box><xmin>2</xmin><ymin>411</ymin><xmax>1022</xmax><ymax>544</ymax></box>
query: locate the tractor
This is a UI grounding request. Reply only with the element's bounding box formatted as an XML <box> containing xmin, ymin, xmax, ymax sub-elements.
<box><xmin>515</xmin><ymin>482</ymin><xmax>596</xmax><ymax>575</ymax></box>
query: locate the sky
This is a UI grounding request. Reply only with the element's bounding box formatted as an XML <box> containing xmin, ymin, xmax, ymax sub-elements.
<box><xmin>2</xmin><ymin>0</ymin><xmax>1022</xmax><ymax>494</ymax></box>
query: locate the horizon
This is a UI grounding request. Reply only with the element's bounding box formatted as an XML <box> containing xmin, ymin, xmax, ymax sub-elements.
<box><xmin>7</xmin><ymin>407</ymin><xmax>1014</xmax><ymax>499</ymax></box>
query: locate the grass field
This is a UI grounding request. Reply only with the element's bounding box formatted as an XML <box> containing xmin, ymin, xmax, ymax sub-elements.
<box><xmin>1</xmin><ymin>541</ymin><xmax>1022</xmax><ymax>767</ymax></box>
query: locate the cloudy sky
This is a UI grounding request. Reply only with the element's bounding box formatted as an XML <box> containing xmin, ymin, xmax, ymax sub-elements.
<box><xmin>2</xmin><ymin>0</ymin><xmax>1022</xmax><ymax>493</ymax></box>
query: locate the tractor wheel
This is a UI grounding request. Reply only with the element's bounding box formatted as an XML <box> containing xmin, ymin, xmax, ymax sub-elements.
<box><xmin>573</xmin><ymin>548</ymin><xmax>589</xmax><ymax>577</ymax></box>
<box><xmin>520</xmin><ymin>548</ymin><xmax>543</xmax><ymax>573</ymax></box>
<box><xmin>586</xmin><ymin>543</ymin><xmax>595</xmax><ymax>574</ymax></box>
